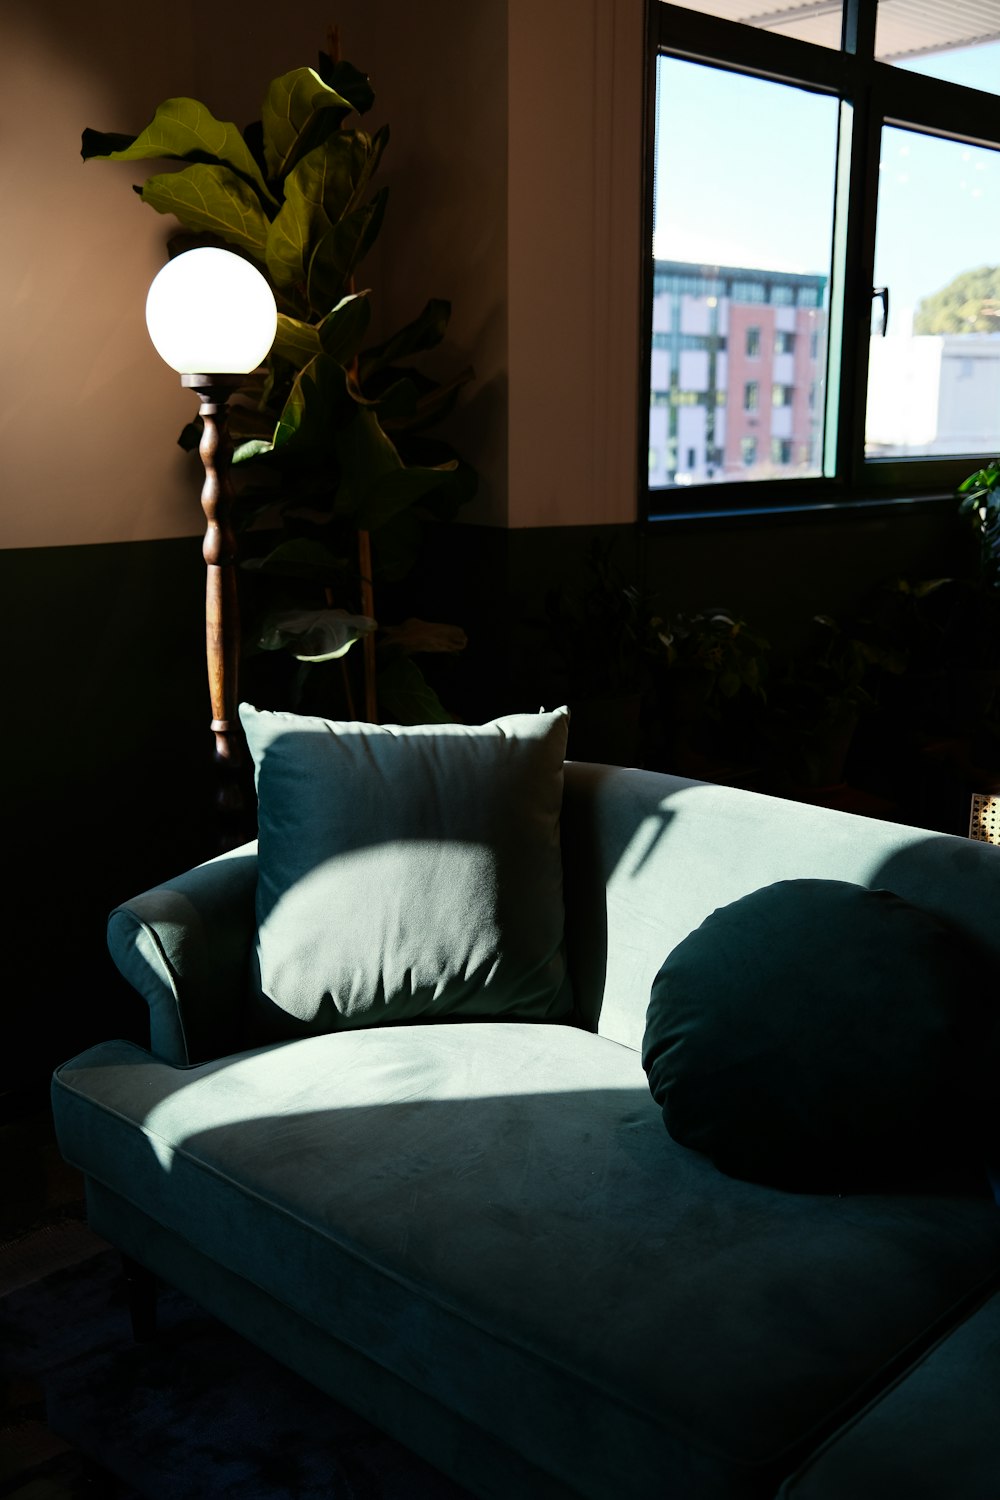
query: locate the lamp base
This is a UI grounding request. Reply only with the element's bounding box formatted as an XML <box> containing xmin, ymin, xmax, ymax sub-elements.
<box><xmin>181</xmin><ymin>372</ymin><xmax>248</xmax><ymax>401</ymax></box>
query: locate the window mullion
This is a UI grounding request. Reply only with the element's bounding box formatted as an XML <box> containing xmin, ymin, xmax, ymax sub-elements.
<box><xmin>838</xmin><ymin>69</ymin><xmax>883</xmax><ymax>487</ymax></box>
<box><xmin>842</xmin><ymin>0</ymin><xmax>878</xmax><ymax>59</ymax></box>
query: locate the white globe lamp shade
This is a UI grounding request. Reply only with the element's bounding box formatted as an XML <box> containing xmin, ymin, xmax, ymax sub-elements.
<box><xmin>145</xmin><ymin>247</ymin><xmax>277</xmax><ymax>375</ymax></box>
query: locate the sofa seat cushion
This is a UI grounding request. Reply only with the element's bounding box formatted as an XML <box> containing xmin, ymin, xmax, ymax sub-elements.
<box><xmin>777</xmin><ymin>1287</ymin><xmax>1000</xmax><ymax>1499</ymax></box>
<box><xmin>53</xmin><ymin>1026</ymin><xmax>1000</xmax><ymax>1500</ymax></box>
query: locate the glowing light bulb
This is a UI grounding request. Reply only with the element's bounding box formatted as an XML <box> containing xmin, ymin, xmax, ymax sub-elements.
<box><xmin>145</xmin><ymin>247</ymin><xmax>277</xmax><ymax>375</ymax></box>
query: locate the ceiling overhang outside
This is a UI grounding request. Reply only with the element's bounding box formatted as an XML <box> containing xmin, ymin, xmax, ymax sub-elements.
<box><xmin>666</xmin><ymin>0</ymin><xmax>1000</xmax><ymax>58</ymax></box>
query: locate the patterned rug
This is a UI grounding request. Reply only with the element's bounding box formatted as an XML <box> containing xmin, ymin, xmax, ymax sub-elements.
<box><xmin>0</xmin><ymin>1241</ymin><xmax>469</xmax><ymax>1499</ymax></box>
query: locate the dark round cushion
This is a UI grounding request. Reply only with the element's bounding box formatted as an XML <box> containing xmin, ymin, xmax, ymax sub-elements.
<box><xmin>641</xmin><ymin>879</ymin><xmax>990</xmax><ymax>1192</ymax></box>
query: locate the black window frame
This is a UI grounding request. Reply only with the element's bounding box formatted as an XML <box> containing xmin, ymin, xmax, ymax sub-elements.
<box><xmin>641</xmin><ymin>0</ymin><xmax>1000</xmax><ymax>521</ymax></box>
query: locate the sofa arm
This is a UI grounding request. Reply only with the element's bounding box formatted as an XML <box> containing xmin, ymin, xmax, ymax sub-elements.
<box><xmin>107</xmin><ymin>841</ymin><xmax>258</xmax><ymax>1066</ymax></box>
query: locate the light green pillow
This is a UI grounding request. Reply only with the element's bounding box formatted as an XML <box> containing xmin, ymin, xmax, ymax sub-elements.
<box><xmin>239</xmin><ymin>704</ymin><xmax>573</xmax><ymax>1040</ymax></box>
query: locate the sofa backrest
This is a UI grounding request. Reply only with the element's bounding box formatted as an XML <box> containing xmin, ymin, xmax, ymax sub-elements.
<box><xmin>560</xmin><ymin>761</ymin><xmax>1000</xmax><ymax>1052</ymax></box>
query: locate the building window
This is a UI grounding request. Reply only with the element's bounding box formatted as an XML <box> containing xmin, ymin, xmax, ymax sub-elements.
<box><xmin>741</xmin><ymin>437</ymin><xmax>757</xmax><ymax>466</ymax></box>
<box><xmin>731</xmin><ymin>280</ymin><xmax>767</xmax><ymax>303</ymax></box>
<box><xmin>645</xmin><ymin>0</ymin><xmax>1000</xmax><ymax>515</ymax></box>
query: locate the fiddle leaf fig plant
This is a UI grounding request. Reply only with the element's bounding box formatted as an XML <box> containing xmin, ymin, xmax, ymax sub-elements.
<box><xmin>82</xmin><ymin>49</ymin><xmax>476</xmax><ymax>724</ymax></box>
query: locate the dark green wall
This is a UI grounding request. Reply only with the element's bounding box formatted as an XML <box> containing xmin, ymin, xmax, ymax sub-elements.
<box><xmin>2</xmin><ymin>537</ymin><xmax>218</xmax><ymax>1104</ymax></box>
<box><xmin>1</xmin><ymin>496</ymin><xmax>972</xmax><ymax>1104</ymax></box>
<box><xmin>406</xmin><ymin>497</ymin><xmax>970</xmax><ymax>721</ymax></box>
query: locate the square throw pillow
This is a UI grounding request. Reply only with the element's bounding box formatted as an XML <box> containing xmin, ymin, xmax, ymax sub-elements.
<box><xmin>641</xmin><ymin>879</ymin><xmax>993</xmax><ymax>1193</ymax></box>
<box><xmin>239</xmin><ymin>703</ymin><xmax>574</xmax><ymax>1040</ymax></box>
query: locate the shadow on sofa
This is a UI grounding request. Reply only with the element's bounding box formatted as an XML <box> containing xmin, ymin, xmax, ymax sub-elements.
<box><xmin>54</xmin><ymin>1022</ymin><xmax>1000</xmax><ymax>1500</ymax></box>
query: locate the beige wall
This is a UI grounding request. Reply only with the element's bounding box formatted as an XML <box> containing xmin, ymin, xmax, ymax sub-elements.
<box><xmin>0</xmin><ymin>0</ymin><xmax>642</xmax><ymax>547</ymax></box>
<box><xmin>507</xmin><ymin>0</ymin><xmax>643</xmax><ymax>527</ymax></box>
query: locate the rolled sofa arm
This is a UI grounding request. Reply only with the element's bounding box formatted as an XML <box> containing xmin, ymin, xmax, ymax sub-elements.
<box><xmin>107</xmin><ymin>841</ymin><xmax>259</xmax><ymax>1066</ymax></box>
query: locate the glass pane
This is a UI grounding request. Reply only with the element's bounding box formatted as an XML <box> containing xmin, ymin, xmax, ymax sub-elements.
<box><xmin>650</xmin><ymin>58</ymin><xmax>838</xmax><ymax>491</ymax></box>
<box><xmin>866</xmin><ymin>128</ymin><xmax>1000</xmax><ymax>460</ymax></box>
<box><xmin>658</xmin><ymin>0</ymin><xmax>843</xmax><ymax>50</ymax></box>
<box><xmin>878</xmin><ymin>2</ymin><xmax>1000</xmax><ymax>92</ymax></box>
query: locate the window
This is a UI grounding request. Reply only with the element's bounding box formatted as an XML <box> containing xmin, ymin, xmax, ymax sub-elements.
<box><xmin>645</xmin><ymin>0</ymin><xmax>1000</xmax><ymax>515</ymax></box>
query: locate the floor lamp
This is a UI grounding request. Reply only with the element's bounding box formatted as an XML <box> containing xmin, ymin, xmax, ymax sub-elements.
<box><xmin>145</xmin><ymin>248</ymin><xmax>277</xmax><ymax>827</ymax></box>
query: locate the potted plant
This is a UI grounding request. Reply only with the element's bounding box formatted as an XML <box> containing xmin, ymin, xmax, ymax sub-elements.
<box><xmin>82</xmin><ymin>44</ymin><xmax>476</xmax><ymax>723</ymax></box>
<box><xmin>766</xmin><ymin>615</ymin><xmax>878</xmax><ymax>792</ymax></box>
<box><xmin>647</xmin><ymin>607</ymin><xmax>771</xmax><ymax>783</ymax></box>
<box><xmin>542</xmin><ymin>539</ymin><xmax>655</xmax><ymax>765</ymax></box>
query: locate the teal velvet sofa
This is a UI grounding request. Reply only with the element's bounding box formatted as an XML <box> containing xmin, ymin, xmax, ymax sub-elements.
<box><xmin>52</xmin><ymin>743</ymin><xmax>1000</xmax><ymax>1499</ymax></box>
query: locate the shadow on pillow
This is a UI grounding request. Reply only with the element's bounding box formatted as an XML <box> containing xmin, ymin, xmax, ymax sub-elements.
<box><xmin>642</xmin><ymin>879</ymin><xmax>992</xmax><ymax>1193</ymax></box>
<box><xmin>240</xmin><ymin>703</ymin><xmax>573</xmax><ymax>1042</ymax></box>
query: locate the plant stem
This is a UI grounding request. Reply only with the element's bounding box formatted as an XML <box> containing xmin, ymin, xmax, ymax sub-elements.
<box><xmin>358</xmin><ymin>528</ymin><xmax>378</xmax><ymax>722</ymax></box>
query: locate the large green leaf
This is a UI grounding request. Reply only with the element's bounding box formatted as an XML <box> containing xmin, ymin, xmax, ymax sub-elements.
<box><xmin>324</xmin><ymin>376</ymin><xmax>460</xmax><ymax>530</ymax></box>
<box><xmin>232</xmin><ymin>438</ymin><xmax>275</xmax><ymax>464</ymax></box>
<box><xmin>331</xmin><ymin>402</ymin><xmax>403</xmax><ymax>520</ymax></box>
<box><xmin>316</xmin><ymin>56</ymin><xmax>375</xmax><ymax>115</ymax></box>
<box><xmin>243</xmin><ymin>539</ymin><xmax>350</xmax><ymax>583</ymax></box>
<box><xmin>366</xmin><ymin>376</ymin><xmax>420</xmax><ymax>425</ymax></box>
<box><xmin>401</xmin><ymin>448</ymin><xmax>478</xmax><ymax>521</ymax></box>
<box><xmin>271</xmin><ymin>352</ymin><xmax>353</xmax><ymax>458</ymax></box>
<box><xmin>139</xmin><ymin>163</ymin><xmax>270</xmax><ymax>260</ymax></box>
<box><xmin>265</xmin><ymin>135</ymin><xmax>371</xmax><ymax>300</ymax></box>
<box><xmin>378</xmin><ymin>367</ymin><xmax>475</xmax><ymax>433</ymax></box>
<box><xmin>82</xmin><ymin>100</ymin><xmax>276</xmax><ymax>205</ymax></box>
<box><xmin>356</xmin><ymin>460</ymin><xmax>459</xmax><ymax>533</ymax></box>
<box><xmin>359</xmin><ymin>299</ymin><xmax>451</xmax><ymax>380</ymax></box>
<box><xmin>318</xmin><ymin>291</ymin><xmax>371</xmax><ymax>365</ymax></box>
<box><xmin>261</xmin><ymin>67</ymin><xmax>355</xmax><ymax>182</ymax></box>
<box><xmin>342</xmin><ymin>125</ymin><xmax>390</xmax><ymax>218</ymax></box>
<box><xmin>307</xmin><ymin>187</ymin><xmax>387</xmax><ymax>316</ymax></box>
<box><xmin>272</xmin><ymin>314</ymin><xmax>322</xmax><ymax>367</ymax></box>
<box><xmin>259</xmin><ymin>607</ymin><xmax>375</xmax><ymax>662</ymax></box>
<box><xmin>376</xmin><ymin>655</ymin><xmax>455</xmax><ymax>724</ymax></box>
<box><xmin>264</xmin><ymin>190</ymin><xmax>318</xmax><ymax>300</ymax></box>
<box><xmin>378</xmin><ymin>618</ymin><xmax>468</xmax><ymax>654</ymax></box>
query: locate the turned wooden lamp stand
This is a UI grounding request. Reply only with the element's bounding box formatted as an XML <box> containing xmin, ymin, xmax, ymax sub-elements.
<box><xmin>182</xmin><ymin>372</ymin><xmax>244</xmax><ymax>803</ymax></box>
<box><xmin>145</xmin><ymin>248</ymin><xmax>277</xmax><ymax>833</ymax></box>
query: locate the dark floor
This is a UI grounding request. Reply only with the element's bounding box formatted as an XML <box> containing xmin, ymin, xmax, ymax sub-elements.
<box><xmin>0</xmin><ymin>1096</ymin><xmax>131</xmax><ymax>1499</ymax></box>
<box><xmin>0</xmin><ymin>1097</ymin><xmax>86</xmax><ymax>1248</ymax></box>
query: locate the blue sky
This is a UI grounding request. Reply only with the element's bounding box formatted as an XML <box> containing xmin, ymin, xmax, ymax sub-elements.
<box><xmin>654</xmin><ymin>45</ymin><xmax>1000</xmax><ymax>330</ymax></box>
